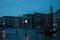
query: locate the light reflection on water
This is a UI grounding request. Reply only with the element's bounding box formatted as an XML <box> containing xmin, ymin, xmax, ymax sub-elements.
<box><xmin>4</xmin><ymin>28</ymin><xmax>43</xmax><ymax>40</ymax></box>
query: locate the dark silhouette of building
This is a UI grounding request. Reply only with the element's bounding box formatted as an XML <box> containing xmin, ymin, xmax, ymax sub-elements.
<box><xmin>18</xmin><ymin>16</ymin><xmax>23</xmax><ymax>28</ymax></box>
<box><xmin>0</xmin><ymin>16</ymin><xmax>18</xmax><ymax>28</ymax></box>
<box><xmin>53</xmin><ymin>9</ymin><xmax>60</xmax><ymax>40</ymax></box>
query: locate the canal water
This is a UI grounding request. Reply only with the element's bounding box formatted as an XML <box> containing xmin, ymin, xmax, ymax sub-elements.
<box><xmin>2</xmin><ymin>27</ymin><xmax>60</xmax><ymax>40</ymax></box>
<box><xmin>4</xmin><ymin>28</ymin><xmax>43</xmax><ymax>40</ymax></box>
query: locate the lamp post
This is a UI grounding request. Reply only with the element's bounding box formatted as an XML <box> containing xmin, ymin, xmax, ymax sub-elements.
<box><xmin>24</xmin><ymin>16</ymin><xmax>32</xmax><ymax>40</ymax></box>
<box><xmin>24</xmin><ymin>20</ymin><xmax>28</xmax><ymax>40</ymax></box>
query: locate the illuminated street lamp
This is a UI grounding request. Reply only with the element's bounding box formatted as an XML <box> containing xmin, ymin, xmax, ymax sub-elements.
<box><xmin>53</xmin><ymin>23</ymin><xmax>57</xmax><ymax>40</ymax></box>
<box><xmin>53</xmin><ymin>23</ymin><xmax>56</xmax><ymax>29</ymax></box>
<box><xmin>53</xmin><ymin>23</ymin><xmax>58</xmax><ymax>31</ymax></box>
<box><xmin>24</xmin><ymin>16</ymin><xmax>32</xmax><ymax>40</ymax></box>
<box><xmin>25</xmin><ymin>20</ymin><xmax>28</xmax><ymax>23</ymax></box>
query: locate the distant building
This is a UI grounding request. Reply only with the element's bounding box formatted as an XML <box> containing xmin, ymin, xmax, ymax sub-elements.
<box><xmin>53</xmin><ymin>9</ymin><xmax>60</xmax><ymax>28</ymax></box>
<box><xmin>22</xmin><ymin>14</ymin><xmax>34</xmax><ymax>29</ymax></box>
<box><xmin>53</xmin><ymin>9</ymin><xmax>60</xmax><ymax>40</ymax></box>
<box><xmin>0</xmin><ymin>16</ymin><xmax>18</xmax><ymax>28</ymax></box>
<box><xmin>18</xmin><ymin>16</ymin><xmax>23</xmax><ymax>28</ymax></box>
<box><xmin>0</xmin><ymin>17</ymin><xmax>3</xmax><ymax>27</ymax></box>
<box><xmin>33</xmin><ymin>12</ymin><xmax>46</xmax><ymax>29</ymax></box>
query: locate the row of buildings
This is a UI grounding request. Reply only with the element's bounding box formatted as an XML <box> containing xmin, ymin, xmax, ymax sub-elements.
<box><xmin>0</xmin><ymin>6</ymin><xmax>60</xmax><ymax>29</ymax></box>
<box><xmin>0</xmin><ymin>13</ymin><xmax>53</xmax><ymax>29</ymax></box>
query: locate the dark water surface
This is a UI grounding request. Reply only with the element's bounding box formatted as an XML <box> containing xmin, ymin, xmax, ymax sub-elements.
<box><xmin>4</xmin><ymin>28</ymin><xmax>43</xmax><ymax>40</ymax></box>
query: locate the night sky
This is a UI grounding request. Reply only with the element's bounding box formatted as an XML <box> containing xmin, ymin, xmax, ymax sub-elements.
<box><xmin>0</xmin><ymin>0</ymin><xmax>60</xmax><ymax>17</ymax></box>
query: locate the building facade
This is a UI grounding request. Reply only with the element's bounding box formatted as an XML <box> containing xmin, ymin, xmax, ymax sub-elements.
<box><xmin>53</xmin><ymin>9</ymin><xmax>60</xmax><ymax>40</ymax></box>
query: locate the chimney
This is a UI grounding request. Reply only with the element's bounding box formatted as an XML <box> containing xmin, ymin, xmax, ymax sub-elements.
<box><xmin>49</xmin><ymin>5</ymin><xmax>53</xmax><ymax>27</ymax></box>
<box><xmin>50</xmin><ymin>6</ymin><xmax>53</xmax><ymax>13</ymax></box>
